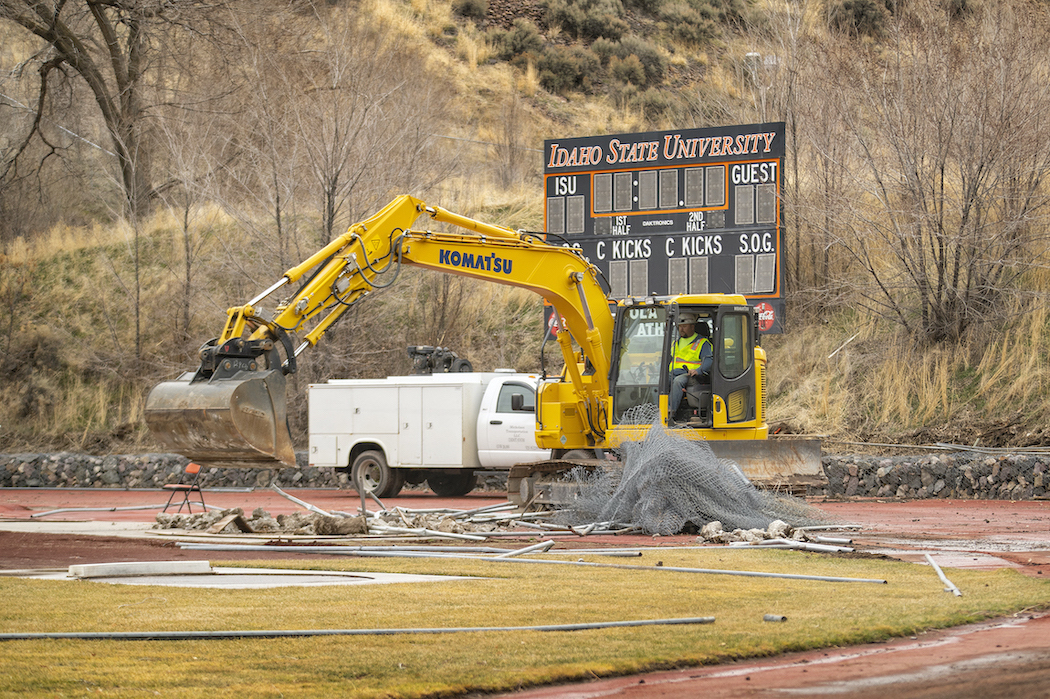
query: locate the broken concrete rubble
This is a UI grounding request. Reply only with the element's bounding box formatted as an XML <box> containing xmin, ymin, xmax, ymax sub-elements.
<box><xmin>154</xmin><ymin>506</ymin><xmax>843</xmax><ymax>546</ymax></box>
<box><xmin>695</xmin><ymin>519</ymin><xmax>825</xmax><ymax>545</ymax></box>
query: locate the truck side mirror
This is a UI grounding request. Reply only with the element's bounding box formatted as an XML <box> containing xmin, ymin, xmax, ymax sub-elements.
<box><xmin>511</xmin><ymin>393</ymin><xmax>533</xmax><ymax>412</ymax></box>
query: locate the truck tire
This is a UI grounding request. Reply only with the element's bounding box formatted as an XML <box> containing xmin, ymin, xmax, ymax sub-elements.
<box><xmin>427</xmin><ymin>471</ymin><xmax>476</xmax><ymax>497</ymax></box>
<box><xmin>351</xmin><ymin>450</ymin><xmax>404</xmax><ymax>498</ymax></box>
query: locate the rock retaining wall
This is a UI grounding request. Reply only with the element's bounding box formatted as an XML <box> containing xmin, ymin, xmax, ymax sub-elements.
<box><xmin>2</xmin><ymin>451</ymin><xmax>1047</xmax><ymax>500</ymax></box>
<box><xmin>0</xmin><ymin>452</ymin><xmax>507</xmax><ymax>491</ymax></box>
<box><xmin>0</xmin><ymin>452</ymin><xmax>345</xmax><ymax>489</ymax></box>
<box><xmin>822</xmin><ymin>453</ymin><xmax>1048</xmax><ymax>500</ymax></box>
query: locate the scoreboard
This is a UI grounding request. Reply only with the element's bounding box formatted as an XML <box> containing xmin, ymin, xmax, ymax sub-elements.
<box><xmin>543</xmin><ymin>122</ymin><xmax>786</xmax><ymax>333</ymax></box>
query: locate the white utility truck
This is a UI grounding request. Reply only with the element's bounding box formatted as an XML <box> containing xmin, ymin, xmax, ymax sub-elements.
<box><xmin>308</xmin><ymin>372</ymin><xmax>550</xmax><ymax>497</ymax></box>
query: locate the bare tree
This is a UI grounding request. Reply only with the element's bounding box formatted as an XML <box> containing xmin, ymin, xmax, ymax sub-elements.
<box><xmin>292</xmin><ymin>6</ymin><xmax>455</xmax><ymax>244</ymax></box>
<box><xmin>0</xmin><ymin>0</ymin><xmax>172</xmax><ymax>216</ymax></box>
<box><xmin>207</xmin><ymin>6</ymin><xmax>308</xmax><ymax>274</ymax></box>
<box><xmin>493</xmin><ymin>94</ymin><xmax>527</xmax><ymax>188</ymax></box>
<box><xmin>820</xmin><ymin>2</ymin><xmax>1050</xmax><ymax>343</ymax></box>
<box><xmin>155</xmin><ymin>108</ymin><xmax>224</xmax><ymax>347</ymax></box>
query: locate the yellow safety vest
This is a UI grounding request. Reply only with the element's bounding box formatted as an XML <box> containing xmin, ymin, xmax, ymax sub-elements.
<box><xmin>669</xmin><ymin>335</ymin><xmax>711</xmax><ymax>372</ymax></box>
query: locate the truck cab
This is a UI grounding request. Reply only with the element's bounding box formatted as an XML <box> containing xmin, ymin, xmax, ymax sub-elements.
<box><xmin>477</xmin><ymin>376</ymin><xmax>546</xmax><ymax>467</ymax></box>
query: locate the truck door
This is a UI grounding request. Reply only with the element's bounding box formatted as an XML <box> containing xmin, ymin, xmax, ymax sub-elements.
<box><xmin>477</xmin><ymin>379</ymin><xmax>550</xmax><ymax>468</ymax></box>
<box><xmin>421</xmin><ymin>384</ymin><xmax>463</xmax><ymax>466</ymax></box>
<box><xmin>397</xmin><ymin>386</ymin><xmax>423</xmax><ymax>466</ymax></box>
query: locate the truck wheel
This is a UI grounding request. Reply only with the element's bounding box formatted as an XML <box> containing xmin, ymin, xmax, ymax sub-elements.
<box><xmin>428</xmin><ymin>471</ymin><xmax>476</xmax><ymax>497</ymax></box>
<box><xmin>351</xmin><ymin>450</ymin><xmax>404</xmax><ymax>498</ymax></box>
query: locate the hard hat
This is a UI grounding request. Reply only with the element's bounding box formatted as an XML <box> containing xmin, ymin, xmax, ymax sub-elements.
<box><xmin>677</xmin><ymin>313</ymin><xmax>697</xmax><ymax>324</ymax></box>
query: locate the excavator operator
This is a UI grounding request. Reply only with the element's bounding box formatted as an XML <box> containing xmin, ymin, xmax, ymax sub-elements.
<box><xmin>668</xmin><ymin>313</ymin><xmax>713</xmax><ymax>421</ymax></box>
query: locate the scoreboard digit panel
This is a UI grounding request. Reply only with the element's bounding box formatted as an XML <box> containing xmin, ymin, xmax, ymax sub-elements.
<box><xmin>544</xmin><ymin>122</ymin><xmax>786</xmax><ymax>333</ymax></box>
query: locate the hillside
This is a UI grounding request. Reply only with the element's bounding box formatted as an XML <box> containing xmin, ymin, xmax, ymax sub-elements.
<box><xmin>3</xmin><ymin>0</ymin><xmax>1050</xmax><ymax>456</ymax></box>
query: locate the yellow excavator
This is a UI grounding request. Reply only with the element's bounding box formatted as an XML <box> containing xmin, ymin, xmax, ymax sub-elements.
<box><xmin>145</xmin><ymin>195</ymin><xmax>821</xmax><ymax>497</ymax></box>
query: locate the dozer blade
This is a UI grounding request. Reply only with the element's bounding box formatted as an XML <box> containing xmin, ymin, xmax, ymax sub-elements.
<box><xmin>707</xmin><ymin>436</ymin><xmax>824</xmax><ymax>493</ymax></box>
<box><xmin>144</xmin><ymin>370</ymin><xmax>297</xmax><ymax>469</ymax></box>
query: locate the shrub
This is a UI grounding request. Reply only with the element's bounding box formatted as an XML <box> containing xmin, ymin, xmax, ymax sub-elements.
<box><xmin>537</xmin><ymin>45</ymin><xmax>600</xmax><ymax>93</ymax></box>
<box><xmin>609</xmin><ymin>54</ymin><xmax>646</xmax><ymax>86</ymax></box>
<box><xmin>590</xmin><ymin>37</ymin><xmax>618</xmax><ymax>66</ymax></box>
<box><xmin>580</xmin><ymin>12</ymin><xmax>628</xmax><ymax>40</ymax></box>
<box><xmin>542</xmin><ymin>0</ymin><xmax>626</xmax><ymax>39</ymax></box>
<box><xmin>491</xmin><ymin>18</ymin><xmax>545</xmax><ymax>60</ymax></box>
<box><xmin>658</xmin><ymin>1</ymin><xmax>716</xmax><ymax>44</ymax></box>
<box><xmin>703</xmin><ymin>0</ymin><xmax>748</xmax><ymax>26</ymax></box>
<box><xmin>615</xmin><ymin>35</ymin><xmax>667</xmax><ymax>86</ymax></box>
<box><xmin>828</xmin><ymin>0</ymin><xmax>889</xmax><ymax>37</ymax></box>
<box><xmin>538</xmin><ymin>47</ymin><xmax>579</xmax><ymax>93</ymax></box>
<box><xmin>624</xmin><ymin>0</ymin><xmax>664</xmax><ymax>14</ymax></box>
<box><xmin>943</xmin><ymin>0</ymin><xmax>975</xmax><ymax>19</ymax></box>
<box><xmin>631</xmin><ymin>87</ymin><xmax>676</xmax><ymax>119</ymax></box>
<box><xmin>543</xmin><ymin>0</ymin><xmax>585</xmax><ymax>35</ymax></box>
<box><xmin>452</xmin><ymin>0</ymin><xmax>488</xmax><ymax>19</ymax></box>
<box><xmin>570</xmin><ymin>45</ymin><xmax>602</xmax><ymax>89</ymax></box>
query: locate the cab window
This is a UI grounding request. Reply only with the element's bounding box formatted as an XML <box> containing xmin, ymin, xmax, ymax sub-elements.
<box><xmin>719</xmin><ymin>312</ymin><xmax>753</xmax><ymax>379</ymax></box>
<box><xmin>496</xmin><ymin>383</ymin><xmax>535</xmax><ymax>412</ymax></box>
<box><xmin>611</xmin><ymin>306</ymin><xmax>666</xmax><ymax>422</ymax></box>
<box><xmin>615</xmin><ymin>306</ymin><xmax>666</xmax><ymax>386</ymax></box>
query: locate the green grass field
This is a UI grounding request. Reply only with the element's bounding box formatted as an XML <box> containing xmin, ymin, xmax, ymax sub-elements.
<box><xmin>1</xmin><ymin>549</ymin><xmax>1048</xmax><ymax>697</ymax></box>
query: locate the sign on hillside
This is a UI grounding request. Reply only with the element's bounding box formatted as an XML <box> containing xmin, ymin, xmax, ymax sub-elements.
<box><xmin>543</xmin><ymin>122</ymin><xmax>786</xmax><ymax>333</ymax></box>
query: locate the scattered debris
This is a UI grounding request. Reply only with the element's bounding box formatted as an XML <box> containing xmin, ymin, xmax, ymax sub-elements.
<box><xmin>151</xmin><ymin>461</ymin><xmax>854</xmax><ymax>552</ymax></box>
<box><xmin>695</xmin><ymin>519</ymin><xmax>855</xmax><ymax>551</ymax></box>
<box><xmin>154</xmin><ymin>503</ymin><xmax>635</xmax><ymax>539</ymax></box>
<box><xmin>206</xmin><ymin>513</ymin><xmax>255</xmax><ymax>534</ymax></box>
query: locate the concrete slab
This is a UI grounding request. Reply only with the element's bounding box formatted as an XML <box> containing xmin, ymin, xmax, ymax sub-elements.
<box><xmin>69</xmin><ymin>560</ymin><xmax>212</xmax><ymax>578</ymax></box>
<box><xmin>0</xmin><ymin>520</ymin><xmax>156</xmax><ymax>537</ymax></box>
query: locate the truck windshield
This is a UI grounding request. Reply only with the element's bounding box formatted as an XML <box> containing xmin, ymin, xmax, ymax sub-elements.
<box><xmin>611</xmin><ymin>306</ymin><xmax>666</xmax><ymax>422</ymax></box>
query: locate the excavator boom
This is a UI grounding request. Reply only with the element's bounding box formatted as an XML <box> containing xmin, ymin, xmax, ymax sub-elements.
<box><xmin>145</xmin><ymin>196</ymin><xmax>614</xmax><ymax>469</ymax></box>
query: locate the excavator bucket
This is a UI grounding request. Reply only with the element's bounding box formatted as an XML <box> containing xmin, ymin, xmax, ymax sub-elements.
<box><xmin>144</xmin><ymin>370</ymin><xmax>297</xmax><ymax>469</ymax></box>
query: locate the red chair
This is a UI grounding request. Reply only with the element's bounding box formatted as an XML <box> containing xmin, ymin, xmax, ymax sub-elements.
<box><xmin>163</xmin><ymin>462</ymin><xmax>206</xmax><ymax>513</ymax></box>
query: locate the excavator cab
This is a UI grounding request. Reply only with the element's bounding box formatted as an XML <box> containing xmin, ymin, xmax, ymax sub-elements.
<box><xmin>608</xmin><ymin>297</ymin><xmax>762</xmax><ymax>432</ymax></box>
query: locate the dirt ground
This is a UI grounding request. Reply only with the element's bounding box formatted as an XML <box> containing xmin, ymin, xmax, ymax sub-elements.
<box><xmin>1</xmin><ymin>487</ymin><xmax>1048</xmax><ymax>697</ymax></box>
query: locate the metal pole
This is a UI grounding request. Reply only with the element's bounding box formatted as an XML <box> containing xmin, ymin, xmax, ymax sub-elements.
<box><xmin>495</xmin><ymin>540</ymin><xmax>556</xmax><ymax>558</ymax></box>
<box><xmin>30</xmin><ymin>504</ymin><xmax>168</xmax><ymax>518</ymax></box>
<box><xmin>0</xmin><ymin>616</ymin><xmax>717</xmax><ymax>642</ymax></box>
<box><xmin>924</xmin><ymin>553</ymin><xmax>962</xmax><ymax>596</ymax></box>
<box><xmin>271</xmin><ymin>484</ymin><xmax>334</xmax><ymax>517</ymax></box>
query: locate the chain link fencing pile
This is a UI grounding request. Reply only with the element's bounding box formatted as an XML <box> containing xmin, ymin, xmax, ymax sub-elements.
<box><xmin>554</xmin><ymin>405</ymin><xmax>832</xmax><ymax>535</ymax></box>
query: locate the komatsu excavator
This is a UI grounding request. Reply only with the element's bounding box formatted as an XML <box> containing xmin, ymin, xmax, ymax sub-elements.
<box><xmin>145</xmin><ymin>195</ymin><xmax>821</xmax><ymax>499</ymax></box>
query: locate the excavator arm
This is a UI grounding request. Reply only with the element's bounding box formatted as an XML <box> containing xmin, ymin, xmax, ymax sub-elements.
<box><xmin>145</xmin><ymin>195</ymin><xmax>614</xmax><ymax>468</ymax></box>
